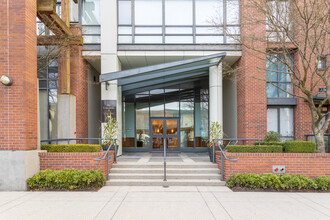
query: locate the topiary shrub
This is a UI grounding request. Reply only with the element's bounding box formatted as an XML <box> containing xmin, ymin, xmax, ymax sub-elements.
<box><xmin>264</xmin><ymin>131</ymin><xmax>282</xmax><ymax>142</ymax></box>
<box><xmin>27</xmin><ymin>169</ymin><xmax>105</xmax><ymax>190</ymax></box>
<box><xmin>254</xmin><ymin>141</ymin><xmax>284</xmax><ymax>146</ymax></box>
<box><xmin>41</xmin><ymin>144</ymin><xmax>101</xmax><ymax>152</ymax></box>
<box><xmin>227</xmin><ymin>173</ymin><xmax>329</xmax><ymax>191</ymax></box>
<box><xmin>227</xmin><ymin>145</ymin><xmax>283</xmax><ymax>153</ymax></box>
<box><xmin>282</xmin><ymin>141</ymin><xmax>317</xmax><ymax>153</ymax></box>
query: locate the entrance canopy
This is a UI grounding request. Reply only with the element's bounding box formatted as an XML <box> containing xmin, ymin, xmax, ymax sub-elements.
<box><xmin>100</xmin><ymin>53</ymin><xmax>226</xmax><ymax>96</ymax></box>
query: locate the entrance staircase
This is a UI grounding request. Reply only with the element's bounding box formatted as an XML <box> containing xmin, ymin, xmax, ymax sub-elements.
<box><xmin>106</xmin><ymin>153</ymin><xmax>225</xmax><ymax>186</ymax></box>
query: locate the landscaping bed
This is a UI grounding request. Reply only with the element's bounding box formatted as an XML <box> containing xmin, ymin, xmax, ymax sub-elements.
<box><xmin>227</xmin><ymin>173</ymin><xmax>330</xmax><ymax>192</ymax></box>
<box><xmin>27</xmin><ymin>169</ymin><xmax>105</xmax><ymax>191</ymax></box>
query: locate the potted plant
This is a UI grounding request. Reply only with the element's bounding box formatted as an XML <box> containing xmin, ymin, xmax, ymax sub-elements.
<box><xmin>102</xmin><ymin>115</ymin><xmax>119</xmax><ymax>151</ymax></box>
<box><xmin>208</xmin><ymin>122</ymin><xmax>224</xmax><ymax>161</ymax></box>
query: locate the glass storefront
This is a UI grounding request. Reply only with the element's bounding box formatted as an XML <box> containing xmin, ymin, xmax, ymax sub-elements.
<box><xmin>122</xmin><ymin>79</ymin><xmax>209</xmax><ymax>151</ymax></box>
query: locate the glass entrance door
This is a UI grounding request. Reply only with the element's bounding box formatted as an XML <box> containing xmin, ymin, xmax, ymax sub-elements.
<box><xmin>151</xmin><ymin>118</ymin><xmax>179</xmax><ymax>150</ymax></box>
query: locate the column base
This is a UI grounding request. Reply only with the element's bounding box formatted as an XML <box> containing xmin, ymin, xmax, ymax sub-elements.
<box><xmin>0</xmin><ymin>150</ymin><xmax>41</xmax><ymax>191</ymax></box>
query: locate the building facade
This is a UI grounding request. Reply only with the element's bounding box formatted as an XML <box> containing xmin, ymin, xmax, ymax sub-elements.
<box><xmin>0</xmin><ymin>0</ymin><xmax>329</xmax><ymax>189</ymax></box>
<box><xmin>7</xmin><ymin>0</ymin><xmax>330</xmax><ymax>153</ymax></box>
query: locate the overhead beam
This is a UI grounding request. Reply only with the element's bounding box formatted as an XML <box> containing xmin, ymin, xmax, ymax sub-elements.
<box><xmin>118</xmin><ymin>63</ymin><xmax>214</xmax><ymax>86</ymax></box>
<box><xmin>122</xmin><ymin>77</ymin><xmax>208</xmax><ymax>96</ymax></box>
<box><xmin>100</xmin><ymin>52</ymin><xmax>226</xmax><ymax>82</ymax></box>
<box><xmin>37</xmin><ymin>35</ymin><xmax>82</xmax><ymax>46</ymax></box>
<box><xmin>37</xmin><ymin>0</ymin><xmax>73</xmax><ymax>36</ymax></box>
<box><xmin>122</xmin><ymin>71</ymin><xmax>209</xmax><ymax>92</ymax></box>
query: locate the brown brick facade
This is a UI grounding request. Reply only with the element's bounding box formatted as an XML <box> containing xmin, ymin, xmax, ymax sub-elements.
<box><xmin>216</xmin><ymin>151</ymin><xmax>330</xmax><ymax>180</ymax></box>
<box><xmin>39</xmin><ymin>151</ymin><xmax>115</xmax><ymax>178</ymax></box>
<box><xmin>0</xmin><ymin>0</ymin><xmax>37</xmax><ymax>150</ymax></box>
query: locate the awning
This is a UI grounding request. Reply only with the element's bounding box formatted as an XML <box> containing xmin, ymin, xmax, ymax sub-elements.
<box><xmin>100</xmin><ymin>53</ymin><xmax>226</xmax><ymax>96</ymax></box>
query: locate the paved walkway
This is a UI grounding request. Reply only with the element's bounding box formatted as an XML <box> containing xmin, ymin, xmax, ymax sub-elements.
<box><xmin>0</xmin><ymin>186</ymin><xmax>329</xmax><ymax>220</ymax></box>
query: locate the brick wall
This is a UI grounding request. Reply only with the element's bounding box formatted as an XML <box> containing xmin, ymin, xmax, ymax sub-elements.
<box><xmin>39</xmin><ymin>151</ymin><xmax>115</xmax><ymax>178</ymax></box>
<box><xmin>216</xmin><ymin>151</ymin><xmax>330</xmax><ymax>181</ymax></box>
<box><xmin>236</xmin><ymin>0</ymin><xmax>267</xmax><ymax>142</ymax></box>
<box><xmin>0</xmin><ymin>0</ymin><xmax>37</xmax><ymax>150</ymax></box>
<box><xmin>57</xmin><ymin>25</ymin><xmax>89</xmax><ymax>140</ymax></box>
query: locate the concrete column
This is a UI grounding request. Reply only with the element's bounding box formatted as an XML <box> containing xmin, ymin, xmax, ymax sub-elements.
<box><xmin>101</xmin><ymin>0</ymin><xmax>122</xmax><ymax>155</ymax></box>
<box><xmin>57</xmin><ymin>94</ymin><xmax>77</xmax><ymax>141</ymax></box>
<box><xmin>209</xmin><ymin>63</ymin><xmax>223</xmax><ymax>128</ymax></box>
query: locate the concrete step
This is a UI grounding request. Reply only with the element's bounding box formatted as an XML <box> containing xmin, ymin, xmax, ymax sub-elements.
<box><xmin>110</xmin><ymin>168</ymin><xmax>220</xmax><ymax>174</ymax></box>
<box><xmin>109</xmin><ymin>173</ymin><xmax>220</xmax><ymax>180</ymax></box>
<box><xmin>105</xmin><ymin>179</ymin><xmax>226</xmax><ymax>186</ymax></box>
<box><xmin>112</xmin><ymin>163</ymin><xmax>218</xmax><ymax>169</ymax></box>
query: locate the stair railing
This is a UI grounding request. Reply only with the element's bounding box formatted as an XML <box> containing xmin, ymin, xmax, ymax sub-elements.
<box><xmin>213</xmin><ymin>139</ymin><xmax>237</xmax><ymax>181</ymax></box>
<box><xmin>93</xmin><ymin>139</ymin><xmax>117</xmax><ymax>181</ymax></box>
<box><xmin>163</xmin><ymin>138</ymin><xmax>167</xmax><ymax>181</ymax></box>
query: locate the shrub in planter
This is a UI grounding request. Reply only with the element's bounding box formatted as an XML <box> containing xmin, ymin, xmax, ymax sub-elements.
<box><xmin>254</xmin><ymin>141</ymin><xmax>284</xmax><ymax>146</ymax></box>
<box><xmin>227</xmin><ymin>173</ymin><xmax>329</xmax><ymax>190</ymax></box>
<box><xmin>41</xmin><ymin>144</ymin><xmax>101</xmax><ymax>152</ymax></box>
<box><xmin>264</xmin><ymin>131</ymin><xmax>282</xmax><ymax>142</ymax></box>
<box><xmin>227</xmin><ymin>145</ymin><xmax>283</xmax><ymax>153</ymax></box>
<box><xmin>27</xmin><ymin>169</ymin><xmax>105</xmax><ymax>190</ymax></box>
<box><xmin>283</xmin><ymin>141</ymin><xmax>317</xmax><ymax>153</ymax></box>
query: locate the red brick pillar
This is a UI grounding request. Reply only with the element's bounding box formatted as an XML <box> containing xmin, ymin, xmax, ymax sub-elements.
<box><xmin>236</xmin><ymin>0</ymin><xmax>268</xmax><ymax>141</ymax></box>
<box><xmin>0</xmin><ymin>0</ymin><xmax>37</xmax><ymax>150</ymax></box>
<box><xmin>70</xmin><ymin>25</ymin><xmax>89</xmax><ymax>140</ymax></box>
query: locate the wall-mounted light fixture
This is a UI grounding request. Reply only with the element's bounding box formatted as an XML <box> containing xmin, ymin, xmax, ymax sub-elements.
<box><xmin>0</xmin><ymin>75</ymin><xmax>13</xmax><ymax>86</ymax></box>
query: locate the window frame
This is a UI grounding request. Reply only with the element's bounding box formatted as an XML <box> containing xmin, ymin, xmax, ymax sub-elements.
<box><xmin>267</xmin><ymin>106</ymin><xmax>295</xmax><ymax>140</ymax></box>
<box><xmin>266</xmin><ymin>53</ymin><xmax>294</xmax><ymax>98</ymax></box>
<box><xmin>117</xmin><ymin>0</ymin><xmax>241</xmax><ymax>45</ymax></box>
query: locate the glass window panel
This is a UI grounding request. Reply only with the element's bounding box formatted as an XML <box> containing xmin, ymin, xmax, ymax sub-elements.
<box><xmin>196</xmin><ymin>27</ymin><xmax>222</xmax><ymax>34</ymax></box>
<box><xmin>280</xmin><ymin>108</ymin><xmax>294</xmax><ymax>137</ymax></box>
<box><xmin>167</xmin><ymin>137</ymin><xmax>178</xmax><ymax>149</ymax></box>
<box><xmin>166</xmin><ymin>120</ymin><xmax>178</xmax><ymax>135</ymax></box>
<box><xmin>118</xmin><ymin>1</ymin><xmax>132</xmax><ymax>25</ymax></box>
<box><xmin>82</xmin><ymin>26</ymin><xmax>101</xmax><ymax>35</ymax></box>
<box><xmin>82</xmin><ymin>0</ymin><xmax>100</xmax><ymax>25</ymax></box>
<box><xmin>227</xmin><ymin>0</ymin><xmax>240</xmax><ymax>25</ymax></box>
<box><xmin>267</xmin><ymin>108</ymin><xmax>278</xmax><ymax>132</ymax></box>
<box><xmin>118</xmin><ymin>26</ymin><xmax>132</xmax><ymax>35</ymax></box>
<box><xmin>123</xmin><ymin>102</ymin><xmax>135</xmax><ymax>148</ymax></box>
<box><xmin>195</xmin><ymin>0</ymin><xmax>223</xmax><ymax>25</ymax></box>
<box><xmin>152</xmin><ymin>137</ymin><xmax>164</xmax><ymax>149</ymax></box>
<box><xmin>166</xmin><ymin>27</ymin><xmax>192</xmax><ymax>34</ymax></box>
<box><xmin>135</xmin><ymin>36</ymin><xmax>162</xmax><ymax>44</ymax></box>
<box><xmin>196</xmin><ymin>36</ymin><xmax>223</xmax><ymax>44</ymax></box>
<box><xmin>267</xmin><ymin>83</ymin><xmax>278</xmax><ymax>98</ymax></box>
<box><xmin>150</xmin><ymin>103</ymin><xmax>164</xmax><ymax>117</ymax></box>
<box><xmin>135</xmin><ymin>27</ymin><xmax>162</xmax><ymax>34</ymax></box>
<box><xmin>165</xmin><ymin>36</ymin><xmax>193</xmax><ymax>44</ymax></box>
<box><xmin>165</xmin><ymin>102</ymin><xmax>179</xmax><ymax>117</ymax></box>
<box><xmin>136</xmin><ymin>102</ymin><xmax>150</xmax><ymax>148</ymax></box>
<box><xmin>118</xmin><ymin>36</ymin><xmax>132</xmax><ymax>43</ymax></box>
<box><xmin>226</xmin><ymin>35</ymin><xmax>240</xmax><ymax>43</ymax></box>
<box><xmin>83</xmin><ymin>35</ymin><xmax>101</xmax><ymax>44</ymax></box>
<box><xmin>152</xmin><ymin>120</ymin><xmax>164</xmax><ymax>135</ymax></box>
<box><xmin>266</xmin><ymin>55</ymin><xmax>278</xmax><ymax>81</ymax></box>
<box><xmin>195</xmin><ymin>102</ymin><xmax>208</xmax><ymax>148</ymax></box>
<box><xmin>135</xmin><ymin>0</ymin><xmax>162</xmax><ymax>25</ymax></box>
<box><xmin>227</xmin><ymin>26</ymin><xmax>240</xmax><ymax>35</ymax></box>
<box><xmin>279</xmin><ymin>83</ymin><xmax>293</xmax><ymax>98</ymax></box>
<box><xmin>165</xmin><ymin>0</ymin><xmax>193</xmax><ymax>25</ymax></box>
<box><xmin>180</xmin><ymin>102</ymin><xmax>194</xmax><ymax>148</ymax></box>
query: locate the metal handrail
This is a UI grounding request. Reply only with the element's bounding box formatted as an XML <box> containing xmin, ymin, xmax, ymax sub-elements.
<box><xmin>163</xmin><ymin>138</ymin><xmax>167</xmax><ymax>181</ymax></box>
<box><xmin>93</xmin><ymin>139</ymin><xmax>117</xmax><ymax>181</ymax></box>
<box><xmin>209</xmin><ymin>138</ymin><xmax>262</xmax><ymax>163</ymax></box>
<box><xmin>213</xmin><ymin>139</ymin><xmax>238</xmax><ymax>181</ymax></box>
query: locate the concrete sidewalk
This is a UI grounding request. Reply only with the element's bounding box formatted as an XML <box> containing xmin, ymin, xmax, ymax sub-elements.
<box><xmin>0</xmin><ymin>186</ymin><xmax>329</xmax><ymax>220</ymax></box>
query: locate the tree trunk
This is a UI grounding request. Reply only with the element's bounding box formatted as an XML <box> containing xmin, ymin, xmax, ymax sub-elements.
<box><xmin>314</xmin><ymin>131</ymin><xmax>326</xmax><ymax>153</ymax></box>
